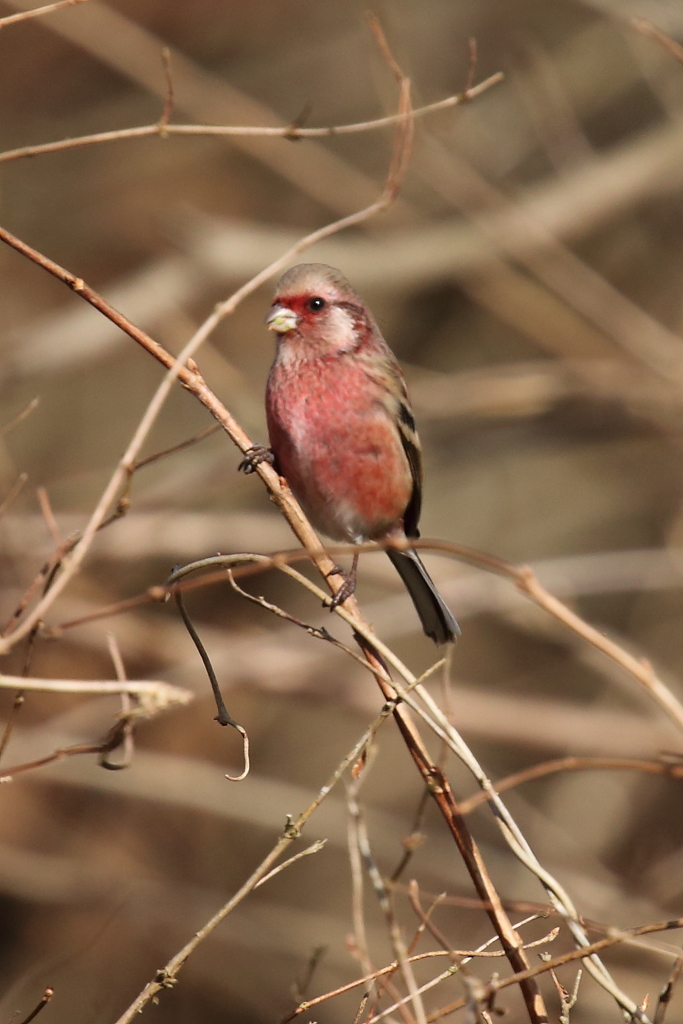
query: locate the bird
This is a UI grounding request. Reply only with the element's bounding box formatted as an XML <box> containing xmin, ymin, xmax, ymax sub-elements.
<box><xmin>240</xmin><ymin>263</ymin><xmax>459</xmax><ymax>645</ymax></box>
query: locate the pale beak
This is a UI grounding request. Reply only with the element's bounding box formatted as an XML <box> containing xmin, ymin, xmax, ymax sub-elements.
<box><xmin>266</xmin><ymin>304</ymin><xmax>300</xmax><ymax>333</ymax></box>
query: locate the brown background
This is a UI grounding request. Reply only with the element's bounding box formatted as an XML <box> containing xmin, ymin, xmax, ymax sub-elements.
<box><xmin>2</xmin><ymin>0</ymin><xmax>683</xmax><ymax>1021</ymax></box>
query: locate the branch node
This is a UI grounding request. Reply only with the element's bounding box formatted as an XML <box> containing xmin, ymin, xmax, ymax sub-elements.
<box><xmin>283</xmin><ymin>815</ymin><xmax>302</xmax><ymax>839</ymax></box>
<box><xmin>154</xmin><ymin>969</ymin><xmax>177</xmax><ymax>989</ymax></box>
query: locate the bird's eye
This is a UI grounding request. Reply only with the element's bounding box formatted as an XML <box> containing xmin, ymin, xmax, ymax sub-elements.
<box><xmin>307</xmin><ymin>297</ymin><xmax>326</xmax><ymax>312</ymax></box>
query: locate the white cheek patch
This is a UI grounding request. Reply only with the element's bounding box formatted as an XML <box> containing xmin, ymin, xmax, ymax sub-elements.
<box><xmin>322</xmin><ymin>305</ymin><xmax>358</xmax><ymax>353</ymax></box>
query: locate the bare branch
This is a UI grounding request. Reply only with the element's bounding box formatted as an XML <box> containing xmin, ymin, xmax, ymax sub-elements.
<box><xmin>632</xmin><ymin>17</ymin><xmax>683</xmax><ymax>65</ymax></box>
<box><xmin>0</xmin><ymin>473</ymin><xmax>28</xmax><ymax>518</ymax></box>
<box><xmin>0</xmin><ymin>59</ymin><xmax>417</xmax><ymax>655</ymax></box>
<box><xmin>157</xmin><ymin>46</ymin><xmax>174</xmax><ymax>130</ymax></box>
<box><xmin>0</xmin><ymin>396</ymin><xmax>39</xmax><ymax>437</ymax></box>
<box><xmin>655</xmin><ymin>949</ymin><xmax>683</xmax><ymax>1024</ymax></box>
<box><xmin>0</xmin><ymin>0</ymin><xmax>90</xmax><ymax>29</ymax></box>
<box><xmin>0</xmin><ymin>72</ymin><xmax>503</xmax><ymax>165</ymax></box>
<box><xmin>16</xmin><ymin>987</ymin><xmax>54</xmax><ymax>1024</ymax></box>
<box><xmin>0</xmin><ymin>674</ymin><xmax>192</xmax><ymax>714</ymax></box>
<box><xmin>458</xmin><ymin>755</ymin><xmax>683</xmax><ymax>815</ymax></box>
<box><xmin>111</xmin><ymin>698</ymin><xmax>400</xmax><ymax>1023</ymax></box>
<box><xmin>424</xmin><ymin>917</ymin><xmax>683</xmax><ymax>1023</ymax></box>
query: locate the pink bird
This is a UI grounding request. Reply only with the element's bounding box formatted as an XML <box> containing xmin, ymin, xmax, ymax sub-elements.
<box><xmin>241</xmin><ymin>263</ymin><xmax>459</xmax><ymax>645</ymax></box>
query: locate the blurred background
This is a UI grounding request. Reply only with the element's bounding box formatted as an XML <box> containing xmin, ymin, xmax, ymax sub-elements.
<box><xmin>2</xmin><ymin>0</ymin><xmax>683</xmax><ymax>1021</ymax></box>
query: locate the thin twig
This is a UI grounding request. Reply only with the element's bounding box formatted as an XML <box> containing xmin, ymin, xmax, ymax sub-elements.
<box><xmin>100</xmin><ymin>633</ymin><xmax>135</xmax><ymax>771</ymax></box>
<box><xmin>0</xmin><ymin>738</ymin><xmax>117</xmax><ymax>781</ymax></box>
<box><xmin>0</xmin><ymin>54</ymin><xmax>415</xmax><ymax>655</ymax></box>
<box><xmin>0</xmin><ymin>690</ymin><xmax>25</xmax><ymax>763</ymax></box>
<box><xmin>424</xmin><ymin>917</ymin><xmax>683</xmax><ymax>1023</ymax></box>
<box><xmin>253</xmin><ymin>839</ymin><xmax>327</xmax><ymax>889</ymax></box>
<box><xmin>94</xmin><ymin>533</ymin><xmax>683</xmax><ymax>739</ymax></box>
<box><xmin>345</xmin><ymin>769</ymin><xmax>377</xmax><ymax>998</ymax></box>
<box><xmin>0</xmin><ymin>397</ymin><xmax>39</xmax><ymax>437</ymax></box>
<box><xmin>0</xmin><ymin>669</ymin><xmax>191</xmax><ymax>780</ymax></box>
<box><xmin>4</xmin><ymin>421</ymin><xmax>217</xmax><ymax>637</ymax></box>
<box><xmin>47</xmin><ymin>538</ymin><xmax>657</xmax><ymax>1017</ymax></box>
<box><xmin>0</xmin><ymin>673</ymin><xmax>192</xmax><ymax>709</ymax></box>
<box><xmin>0</xmin><ymin>472</ymin><xmax>28</xmax><ymax>517</ymax></box>
<box><xmin>407</xmin><ymin>880</ymin><xmax>483</xmax><ymax>1016</ymax></box>
<box><xmin>291</xmin><ymin>946</ymin><xmax>327</xmax><ymax>1006</ymax></box>
<box><xmin>16</xmin><ymin>987</ymin><xmax>54</xmax><ymax>1024</ymax></box>
<box><xmin>541</xmin><ymin>955</ymin><xmax>582</xmax><ymax>1024</ymax></box>
<box><xmin>654</xmin><ymin>949</ymin><xmax>683</xmax><ymax>1024</ymax></box>
<box><xmin>0</xmin><ymin>0</ymin><xmax>90</xmax><ymax>29</ymax></box>
<box><xmin>280</xmin><ymin>914</ymin><xmax>547</xmax><ymax>1024</ymax></box>
<box><xmin>226</xmin><ymin>560</ymin><xmax>378</xmax><ymax>670</ymax></box>
<box><xmin>465</xmin><ymin>38</ymin><xmax>478</xmax><ymax>95</ymax></box>
<box><xmin>632</xmin><ymin>18</ymin><xmax>683</xmax><ymax>66</ymax></box>
<box><xmin>36</xmin><ymin>486</ymin><xmax>62</xmax><ymax>548</ymax></box>
<box><xmin>132</xmin><ymin>423</ymin><xmax>220</xmax><ymax>471</ymax></box>
<box><xmin>458</xmin><ymin>755</ymin><xmax>683</xmax><ymax>815</ymax></box>
<box><xmin>158</xmin><ymin>46</ymin><xmax>174</xmax><ymax>131</ymax></box>
<box><xmin>347</xmin><ymin>763</ymin><xmax>419</xmax><ymax>1024</ymax></box>
<box><xmin>0</xmin><ymin>50</ymin><xmax>547</xmax><ymax>1021</ymax></box>
<box><xmin>372</xmin><ymin>922</ymin><xmax>561</xmax><ymax>1024</ymax></box>
<box><xmin>111</xmin><ymin>698</ymin><xmax>399</xmax><ymax>1023</ymax></box>
<box><xmin>0</xmin><ymin>72</ymin><xmax>503</xmax><ymax>165</ymax></box>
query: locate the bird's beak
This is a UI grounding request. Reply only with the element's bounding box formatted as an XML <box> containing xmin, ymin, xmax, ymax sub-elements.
<box><xmin>266</xmin><ymin>304</ymin><xmax>300</xmax><ymax>333</ymax></box>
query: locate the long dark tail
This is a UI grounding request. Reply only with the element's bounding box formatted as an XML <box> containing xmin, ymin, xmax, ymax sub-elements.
<box><xmin>386</xmin><ymin>548</ymin><xmax>460</xmax><ymax>645</ymax></box>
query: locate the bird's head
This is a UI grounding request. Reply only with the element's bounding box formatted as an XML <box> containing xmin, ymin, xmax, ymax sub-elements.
<box><xmin>266</xmin><ymin>263</ymin><xmax>372</xmax><ymax>355</ymax></box>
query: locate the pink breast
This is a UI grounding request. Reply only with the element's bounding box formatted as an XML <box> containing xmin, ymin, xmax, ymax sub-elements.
<box><xmin>266</xmin><ymin>358</ymin><xmax>412</xmax><ymax>541</ymax></box>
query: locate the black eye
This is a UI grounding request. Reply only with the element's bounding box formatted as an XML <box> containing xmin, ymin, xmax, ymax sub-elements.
<box><xmin>307</xmin><ymin>297</ymin><xmax>326</xmax><ymax>312</ymax></box>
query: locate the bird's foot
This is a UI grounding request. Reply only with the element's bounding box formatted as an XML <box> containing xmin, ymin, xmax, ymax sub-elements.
<box><xmin>326</xmin><ymin>559</ymin><xmax>358</xmax><ymax>611</ymax></box>
<box><xmin>239</xmin><ymin>444</ymin><xmax>275</xmax><ymax>474</ymax></box>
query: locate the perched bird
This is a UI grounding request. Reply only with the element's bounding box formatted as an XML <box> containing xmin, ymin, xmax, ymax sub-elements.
<box><xmin>241</xmin><ymin>263</ymin><xmax>459</xmax><ymax>645</ymax></box>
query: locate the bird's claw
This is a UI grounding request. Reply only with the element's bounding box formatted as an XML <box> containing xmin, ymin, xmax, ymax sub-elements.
<box><xmin>239</xmin><ymin>444</ymin><xmax>275</xmax><ymax>474</ymax></box>
<box><xmin>326</xmin><ymin>565</ymin><xmax>357</xmax><ymax>611</ymax></box>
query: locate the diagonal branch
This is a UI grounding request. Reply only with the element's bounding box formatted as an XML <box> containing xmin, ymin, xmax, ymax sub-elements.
<box><xmin>0</xmin><ymin>0</ymin><xmax>90</xmax><ymax>29</ymax></box>
<box><xmin>0</xmin><ymin>72</ymin><xmax>503</xmax><ymax>165</ymax></box>
<box><xmin>0</xmin><ymin>54</ymin><xmax>550</xmax><ymax>1023</ymax></box>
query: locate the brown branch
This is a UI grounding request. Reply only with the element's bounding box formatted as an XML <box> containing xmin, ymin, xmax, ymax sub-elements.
<box><xmin>0</xmin><ymin>672</ymin><xmax>191</xmax><ymax>779</ymax></box>
<box><xmin>158</xmin><ymin>46</ymin><xmax>174</xmax><ymax>130</ymax></box>
<box><xmin>17</xmin><ymin>988</ymin><xmax>54</xmax><ymax>1024</ymax></box>
<box><xmin>99</xmin><ymin>633</ymin><xmax>135</xmax><ymax>771</ymax></box>
<box><xmin>0</xmin><ymin>674</ymin><xmax>192</xmax><ymax>708</ymax></box>
<box><xmin>0</xmin><ymin>0</ymin><xmax>90</xmax><ymax>29</ymax></box>
<box><xmin>0</xmin><ymin>472</ymin><xmax>28</xmax><ymax>517</ymax></box>
<box><xmin>52</xmin><ymin>532</ymin><xmax>683</xmax><ymax>742</ymax></box>
<box><xmin>0</xmin><ymin>72</ymin><xmax>503</xmax><ymax>165</ymax></box>
<box><xmin>112</xmin><ymin>699</ymin><xmax>399</xmax><ymax>1024</ymax></box>
<box><xmin>458</xmin><ymin>755</ymin><xmax>683</xmax><ymax>815</ymax></box>
<box><xmin>0</xmin><ymin>738</ymin><xmax>115</xmax><ymax>780</ymax></box>
<box><xmin>36</xmin><ymin>486</ymin><xmax>62</xmax><ymax>548</ymax></box>
<box><xmin>3</xmin><ymin>421</ymin><xmax>216</xmax><ymax>638</ymax></box>
<box><xmin>64</xmin><ymin>40</ymin><xmax>548</xmax><ymax>1023</ymax></box>
<box><xmin>0</xmin><ymin>396</ymin><xmax>39</xmax><ymax>437</ymax></box>
<box><xmin>632</xmin><ymin>18</ymin><xmax>683</xmax><ymax>66</ymax></box>
<box><xmin>655</xmin><ymin>949</ymin><xmax>683</xmax><ymax>1024</ymax></box>
<box><xmin>347</xmin><ymin>771</ymin><xmax>425</xmax><ymax>1024</ymax></box>
<box><xmin>373</xmin><ymin>919</ymin><xmax>561</xmax><ymax>1024</ymax></box>
<box><xmin>283</xmin><ymin>913</ymin><xmax>554</xmax><ymax>1024</ymax></box>
<box><xmin>0</xmin><ymin>46</ymin><xmax>417</xmax><ymax>655</ymax></box>
<box><xmin>513</xmin><ymin>563</ymin><xmax>683</xmax><ymax>734</ymax></box>
<box><xmin>0</xmin><ymin>690</ymin><xmax>24</xmax><ymax>763</ymax></box>
<box><xmin>132</xmin><ymin>422</ymin><xmax>220</xmax><ymax>471</ymax></box>
<box><xmin>423</xmin><ymin>917</ymin><xmax>683</xmax><ymax>1023</ymax></box>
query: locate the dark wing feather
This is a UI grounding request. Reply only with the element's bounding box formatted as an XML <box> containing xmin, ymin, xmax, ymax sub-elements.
<box><xmin>396</xmin><ymin>397</ymin><xmax>422</xmax><ymax>538</ymax></box>
<box><xmin>354</xmin><ymin>331</ymin><xmax>423</xmax><ymax>538</ymax></box>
